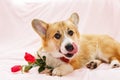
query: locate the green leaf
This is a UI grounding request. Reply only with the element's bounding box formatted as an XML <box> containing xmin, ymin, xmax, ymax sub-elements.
<box><xmin>35</xmin><ymin>58</ymin><xmax>46</xmax><ymax>66</ymax></box>
<box><xmin>36</xmin><ymin>59</ymin><xmax>43</xmax><ymax>63</ymax></box>
<box><xmin>42</xmin><ymin>56</ymin><xmax>46</xmax><ymax>61</ymax></box>
<box><xmin>35</xmin><ymin>59</ymin><xmax>44</xmax><ymax>66</ymax></box>
<box><xmin>42</xmin><ymin>62</ymin><xmax>46</xmax><ymax>67</ymax></box>
<box><xmin>46</xmin><ymin>65</ymin><xmax>53</xmax><ymax>69</ymax></box>
<box><xmin>38</xmin><ymin>66</ymin><xmax>45</xmax><ymax>73</ymax></box>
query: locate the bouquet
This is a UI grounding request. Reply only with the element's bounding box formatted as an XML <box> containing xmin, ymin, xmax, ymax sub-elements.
<box><xmin>11</xmin><ymin>52</ymin><xmax>53</xmax><ymax>75</ymax></box>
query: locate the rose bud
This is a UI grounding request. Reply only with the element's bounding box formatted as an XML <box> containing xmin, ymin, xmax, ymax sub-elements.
<box><xmin>24</xmin><ymin>52</ymin><xmax>36</xmax><ymax>63</ymax></box>
<box><xmin>11</xmin><ymin>65</ymin><xmax>22</xmax><ymax>72</ymax></box>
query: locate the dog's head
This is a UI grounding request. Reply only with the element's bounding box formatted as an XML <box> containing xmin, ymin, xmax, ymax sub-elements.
<box><xmin>32</xmin><ymin>13</ymin><xmax>80</xmax><ymax>59</ymax></box>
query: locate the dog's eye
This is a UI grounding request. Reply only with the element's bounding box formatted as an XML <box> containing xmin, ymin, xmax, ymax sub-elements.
<box><xmin>54</xmin><ymin>33</ymin><xmax>61</xmax><ymax>39</ymax></box>
<box><xmin>68</xmin><ymin>30</ymin><xmax>74</xmax><ymax>36</ymax></box>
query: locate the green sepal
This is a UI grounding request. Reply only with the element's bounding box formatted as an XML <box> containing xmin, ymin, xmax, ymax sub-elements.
<box><xmin>28</xmin><ymin>62</ymin><xmax>34</xmax><ymax>65</ymax></box>
<box><xmin>24</xmin><ymin>65</ymin><xmax>33</xmax><ymax>72</ymax></box>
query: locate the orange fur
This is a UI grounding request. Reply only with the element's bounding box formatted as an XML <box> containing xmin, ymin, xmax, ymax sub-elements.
<box><xmin>70</xmin><ymin>35</ymin><xmax>120</xmax><ymax>69</ymax></box>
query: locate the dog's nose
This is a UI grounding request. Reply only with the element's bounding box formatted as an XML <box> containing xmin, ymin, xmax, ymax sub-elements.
<box><xmin>65</xmin><ymin>43</ymin><xmax>74</xmax><ymax>52</ymax></box>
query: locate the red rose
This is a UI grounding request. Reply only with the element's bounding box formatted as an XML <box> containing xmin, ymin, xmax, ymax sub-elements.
<box><xmin>11</xmin><ymin>65</ymin><xmax>22</xmax><ymax>72</ymax></box>
<box><xmin>24</xmin><ymin>52</ymin><xmax>36</xmax><ymax>63</ymax></box>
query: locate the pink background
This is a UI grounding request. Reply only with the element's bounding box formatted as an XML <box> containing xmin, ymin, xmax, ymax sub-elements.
<box><xmin>0</xmin><ymin>0</ymin><xmax>120</xmax><ymax>80</ymax></box>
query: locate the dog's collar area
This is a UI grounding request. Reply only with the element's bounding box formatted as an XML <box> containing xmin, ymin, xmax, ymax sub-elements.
<box><xmin>59</xmin><ymin>57</ymin><xmax>69</xmax><ymax>63</ymax></box>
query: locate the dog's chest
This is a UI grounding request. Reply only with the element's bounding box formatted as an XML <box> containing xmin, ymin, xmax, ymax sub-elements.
<box><xmin>46</xmin><ymin>55</ymin><xmax>64</xmax><ymax>68</ymax></box>
<box><xmin>39</xmin><ymin>52</ymin><xmax>64</xmax><ymax>68</ymax></box>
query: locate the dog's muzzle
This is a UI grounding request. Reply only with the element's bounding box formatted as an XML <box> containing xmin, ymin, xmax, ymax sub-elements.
<box><xmin>65</xmin><ymin>42</ymin><xmax>78</xmax><ymax>54</ymax></box>
<box><xmin>59</xmin><ymin>42</ymin><xmax>78</xmax><ymax>58</ymax></box>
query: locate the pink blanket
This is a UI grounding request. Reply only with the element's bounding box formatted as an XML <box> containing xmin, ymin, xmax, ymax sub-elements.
<box><xmin>0</xmin><ymin>0</ymin><xmax>120</xmax><ymax>80</ymax></box>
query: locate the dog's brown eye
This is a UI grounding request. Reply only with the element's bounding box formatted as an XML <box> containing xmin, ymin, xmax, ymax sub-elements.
<box><xmin>68</xmin><ymin>30</ymin><xmax>74</xmax><ymax>36</ymax></box>
<box><xmin>54</xmin><ymin>33</ymin><xmax>61</xmax><ymax>39</ymax></box>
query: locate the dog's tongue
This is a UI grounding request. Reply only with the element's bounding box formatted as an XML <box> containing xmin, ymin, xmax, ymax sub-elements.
<box><xmin>69</xmin><ymin>43</ymin><xmax>78</xmax><ymax>54</ymax></box>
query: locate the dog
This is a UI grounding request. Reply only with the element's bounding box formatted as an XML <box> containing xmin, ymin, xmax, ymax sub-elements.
<box><xmin>31</xmin><ymin>13</ymin><xmax>120</xmax><ymax>76</ymax></box>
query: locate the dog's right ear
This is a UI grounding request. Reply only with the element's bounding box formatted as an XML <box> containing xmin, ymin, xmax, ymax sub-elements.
<box><xmin>32</xmin><ymin>19</ymin><xmax>48</xmax><ymax>39</ymax></box>
<box><xmin>69</xmin><ymin>13</ymin><xmax>79</xmax><ymax>26</ymax></box>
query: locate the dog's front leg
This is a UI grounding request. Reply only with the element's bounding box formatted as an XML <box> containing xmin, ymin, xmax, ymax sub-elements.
<box><xmin>52</xmin><ymin>64</ymin><xmax>73</xmax><ymax>76</ymax></box>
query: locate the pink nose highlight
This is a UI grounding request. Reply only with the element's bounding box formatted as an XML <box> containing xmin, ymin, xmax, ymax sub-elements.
<box><xmin>69</xmin><ymin>43</ymin><xmax>78</xmax><ymax>54</ymax></box>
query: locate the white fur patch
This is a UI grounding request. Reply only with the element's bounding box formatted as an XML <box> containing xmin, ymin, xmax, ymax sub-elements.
<box><xmin>60</xmin><ymin>34</ymin><xmax>74</xmax><ymax>54</ymax></box>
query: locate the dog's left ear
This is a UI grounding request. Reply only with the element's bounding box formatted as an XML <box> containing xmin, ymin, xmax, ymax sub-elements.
<box><xmin>32</xmin><ymin>19</ymin><xmax>48</xmax><ymax>40</ymax></box>
<box><xmin>69</xmin><ymin>13</ymin><xmax>79</xmax><ymax>25</ymax></box>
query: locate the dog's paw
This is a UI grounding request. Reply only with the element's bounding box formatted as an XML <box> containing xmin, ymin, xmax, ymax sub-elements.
<box><xmin>52</xmin><ymin>67</ymin><xmax>66</xmax><ymax>76</ymax></box>
<box><xmin>110</xmin><ymin>60</ymin><xmax>120</xmax><ymax>68</ymax></box>
<box><xmin>86</xmin><ymin>61</ymin><xmax>98</xmax><ymax>69</ymax></box>
<box><xmin>52</xmin><ymin>64</ymin><xmax>73</xmax><ymax>76</ymax></box>
<box><xmin>112</xmin><ymin>64</ymin><xmax>120</xmax><ymax>68</ymax></box>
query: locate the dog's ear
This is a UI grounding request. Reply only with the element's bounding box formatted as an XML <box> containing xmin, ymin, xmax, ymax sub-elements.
<box><xmin>69</xmin><ymin>13</ymin><xmax>79</xmax><ymax>25</ymax></box>
<box><xmin>32</xmin><ymin>19</ymin><xmax>48</xmax><ymax>39</ymax></box>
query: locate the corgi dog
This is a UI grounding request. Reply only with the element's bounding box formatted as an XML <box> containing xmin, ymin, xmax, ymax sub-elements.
<box><xmin>32</xmin><ymin>13</ymin><xmax>120</xmax><ymax>76</ymax></box>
